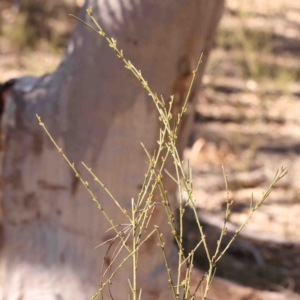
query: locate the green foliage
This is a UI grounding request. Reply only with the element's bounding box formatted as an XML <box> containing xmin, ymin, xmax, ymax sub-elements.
<box><xmin>37</xmin><ymin>8</ymin><xmax>287</xmax><ymax>300</ymax></box>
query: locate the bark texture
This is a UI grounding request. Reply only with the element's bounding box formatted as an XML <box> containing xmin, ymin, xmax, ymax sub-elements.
<box><xmin>0</xmin><ymin>1</ymin><xmax>224</xmax><ymax>299</ymax></box>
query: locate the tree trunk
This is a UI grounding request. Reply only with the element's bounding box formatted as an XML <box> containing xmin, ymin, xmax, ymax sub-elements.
<box><xmin>0</xmin><ymin>1</ymin><xmax>224</xmax><ymax>299</ymax></box>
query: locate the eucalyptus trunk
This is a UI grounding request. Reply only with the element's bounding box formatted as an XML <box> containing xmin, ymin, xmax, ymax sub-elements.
<box><xmin>0</xmin><ymin>1</ymin><xmax>224</xmax><ymax>299</ymax></box>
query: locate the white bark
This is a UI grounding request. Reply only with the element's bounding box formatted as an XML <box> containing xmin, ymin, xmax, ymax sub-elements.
<box><xmin>0</xmin><ymin>1</ymin><xmax>224</xmax><ymax>299</ymax></box>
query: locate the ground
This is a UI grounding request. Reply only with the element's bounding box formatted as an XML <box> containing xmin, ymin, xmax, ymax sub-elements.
<box><xmin>184</xmin><ymin>0</ymin><xmax>300</xmax><ymax>294</ymax></box>
<box><xmin>1</xmin><ymin>0</ymin><xmax>300</xmax><ymax>298</ymax></box>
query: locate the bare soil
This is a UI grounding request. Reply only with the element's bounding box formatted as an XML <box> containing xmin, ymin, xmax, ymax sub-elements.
<box><xmin>184</xmin><ymin>0</ymin><xmax>300</xmax><ymax>295</ymax></box>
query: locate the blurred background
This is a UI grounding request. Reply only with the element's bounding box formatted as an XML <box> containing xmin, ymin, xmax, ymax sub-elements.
<box><xmin>1</xmin><ymin>0</ymin><xmax>300</xmax><ymax>295</ymax></box>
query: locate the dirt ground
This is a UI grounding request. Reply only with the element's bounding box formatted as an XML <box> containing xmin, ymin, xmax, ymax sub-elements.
<box><xmin>1</xmin><ymin>0</ymin><xmax>300</xmax><ymax>298</ymax></box>
<box><xmin>183</xmin><ymin>0</ymin><xmax>300</xmax><ymax>295</ymax></box>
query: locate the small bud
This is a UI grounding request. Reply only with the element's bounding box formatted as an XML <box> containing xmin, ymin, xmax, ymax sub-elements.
<box><xmin>86</xmin><ymin>7</ymin><xmax>93</xmax><ymax>16</ymax></box>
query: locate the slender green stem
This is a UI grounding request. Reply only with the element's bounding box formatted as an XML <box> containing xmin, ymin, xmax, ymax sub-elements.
<box><xmin>36</xmin><ymin>114</ymin><xmax>131</xmax><ymax>253</ymax></box>
<box><xmin>132</xmin><ymin>199</ymin><xmax>138</xmax><ymax>300</ymax></box>
<box><xmin>215</xmin><ymin>167</ymin><xmax>287</xmax><ymax>264</ymax></box>
<box><xmin>212</xmin><ymin>165</ymin><xmax>232</xmax><ymax>263</ymax></box>
<box><xmin>82</xmin><ymin>162</ymin><xmax>132</xmax><ymax>222</ymax></box>
<box><xmin>155</xmin><ymin>227</ymin><xmax>177</xmax><ymax>300</ymax></box>
<box><xmin>43</xmin><ymin>11</ymin><xmax>290</xmax><ymax>300</ymax></box>
<box><xmin>91</xmin><ymin>228</ymin><xmax>156</xmax><ymax>300</ymax></box>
